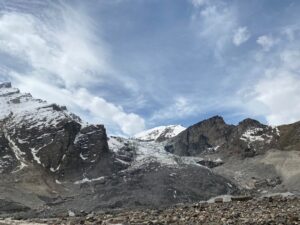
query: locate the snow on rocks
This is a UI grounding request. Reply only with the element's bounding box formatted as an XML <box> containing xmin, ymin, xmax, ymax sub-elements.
<box><xmin>240</xmin><ymin>127</ymin><xmax>277</xmax><ymax>147</ymax></box>
<box><xmin>240</xmin><ymin>128</ymin><xmax>265</xmax><ymax>143</ymax></box>
<box><xmin>108</xmin><ymin>136</ymin><xmax>127</xmax><ymax>153</ymax></box>
<box><xmin>0</xmin><ymin>83</ymin><xmax>90</xmax><ymax>174</ymax></box>
<box><xmin>74</xmin><ymin>176</ymin><xmax>105</xmax><ymax>184</ymax></box>
<box><xmin>0</xmin><ymin>83</ymin><xmax>82</xmax><ymax>133</ymax></box>
<box><xmin>3</xmin><ymin>130</ymin><xmax>27</xmax><ymax>172</ymax></box>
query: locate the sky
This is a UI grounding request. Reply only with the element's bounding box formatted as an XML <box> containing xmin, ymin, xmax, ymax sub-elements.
<box><xmin>0</xmin><ymin>0</ymin><xmax>300</xmax><ymax>136</ymax></box>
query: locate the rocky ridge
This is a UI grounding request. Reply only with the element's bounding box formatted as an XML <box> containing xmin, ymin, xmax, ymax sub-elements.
<box><xmin>165</xmin><ymin>116</ymin><xmax>281</xmax><ymax>158</ymax></box>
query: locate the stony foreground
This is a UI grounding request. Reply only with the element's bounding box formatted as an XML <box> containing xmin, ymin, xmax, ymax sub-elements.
<box><xmin>0</xmin><ymin>195</ymin><xmax>299</xmax><ymax>225</ymax></box>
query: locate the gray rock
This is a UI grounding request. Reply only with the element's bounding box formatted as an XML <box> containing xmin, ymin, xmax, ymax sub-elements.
<box><xmin>0</xmin><ymin>199</ymin><xmax>30</xmax><ymax>214</ymax></box>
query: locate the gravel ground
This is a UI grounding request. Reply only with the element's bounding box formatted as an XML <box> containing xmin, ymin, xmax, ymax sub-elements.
<box><xmin>2</xmin><ymin>195</ymin><xmax>299</xmax><ymax>225</ymax></box>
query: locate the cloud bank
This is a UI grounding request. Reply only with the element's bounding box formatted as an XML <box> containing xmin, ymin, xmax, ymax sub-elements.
<box><xmin>0</xmin><ymin>1</ymin><xmax>145</xmax><ymax>135</ymax></box>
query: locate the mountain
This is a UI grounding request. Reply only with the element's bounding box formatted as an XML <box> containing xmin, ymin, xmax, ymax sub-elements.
<box><xmin>0</xmin><ymin>83</ymin><xmax>237</xmax><ymax>217</ymax></box>
<box><xmin>133</xmin><ymin>125</ymin><xmax>186</xmax><ymax>142</ymax></box>
<box><xmin>0</xmin><ymin>82</ymin><xmax>299</xmax><ymax>219</ymax></box>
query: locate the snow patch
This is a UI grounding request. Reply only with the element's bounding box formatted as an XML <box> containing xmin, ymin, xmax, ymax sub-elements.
<box><xmin>273</xmin><ymin>126</ymin><xmax>280</xmax><ymax>136</ymax></box>
<box><xmin>55</xmin><ymin>179</ymin><xmax>62</xmax><ymax>184</ymax></box>
<box><xmin>74</xmin><ymin>176</ymin><xmax>105</xmax><ymax>184</ymax></box>
<box><xmin>31</xmin><ymin>148</ymin><xmax>42</xmax><ymax>165</ymax></box>
<box><xmin>80</xmin><ymin>153</ymin><xmax>88</xmax><ymax>160</ymax></box>
<box><xmin>50</xmin><ymin>165</ymin><xmax>60</xmax><ymax>172</ymax></box>
<box><xmin>240</xmin><ymin>127</ymin><xmax>274</xmax><ymax>146</ymax></box>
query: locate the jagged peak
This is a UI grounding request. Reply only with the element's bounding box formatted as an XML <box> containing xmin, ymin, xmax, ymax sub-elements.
<box><xmin>238</xmin><ymin>118</ymin><xmax>265</xmax><ymax>128</ymax></box>
<box><xmin>193</xmin><ymin>115</ymin><xmax>226</xmax><ymax>127</ymax></box>
<box><xmin>206</xmin><ymin>115</ymin><xmax>225</xmax><ymax>123</ymax></box>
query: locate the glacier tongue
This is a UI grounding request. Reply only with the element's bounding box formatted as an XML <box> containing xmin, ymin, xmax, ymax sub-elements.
<box><xmin>108</xmin><ymin>136</ymin><xmax>213</xmax><ymax>170</ymax></box>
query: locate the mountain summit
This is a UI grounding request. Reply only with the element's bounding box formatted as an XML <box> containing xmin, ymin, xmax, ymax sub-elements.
<box><xmin>133</xmin><ymin>125</ymin><xmax>185</xmax><ymax>142</ymax></box>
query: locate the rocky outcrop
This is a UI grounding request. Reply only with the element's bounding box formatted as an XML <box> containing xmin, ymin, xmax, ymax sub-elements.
<box><xmin>165</xmin><ymin>116</ymin><xmax>280</xmax><ymax>158</ymax></box>
<box><xmin>165</xmin><ymin>116</ymin><xmax>232</xmax><ymax>156</ymax></box>
<box><xmin>0</xmin><ymin>133</ymin><xmax>18</xmax><ymax>174</ymax></box>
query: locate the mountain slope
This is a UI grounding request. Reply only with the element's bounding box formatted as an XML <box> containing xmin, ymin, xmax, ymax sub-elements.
<box><xmin>134</xmin><ymin>125</ymin><xmax>185</xmax><ymax>142</ymax></box>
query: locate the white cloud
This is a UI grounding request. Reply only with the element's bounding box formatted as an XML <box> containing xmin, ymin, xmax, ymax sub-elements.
<box><xmin>11</xmin><ymin>74</ymin><xmax>145</xmax><ymax>135</ymax></box>
<box><xmin>233</xmin><ymin>26</ymin><xmax>250</xmax><ymax>46</ymax></box>
<box><xmin>199</xmin><ymin>5</ymin><xmax>236</xmax><ymax>47</ymax></box>
<box><xmin>0</xmin><ymin>12</ymin><xmax>111</xmax><ymax>87</ymax></box>
<box><xmin>75</xmin><ymin>89</ymin><xmax>145</xmax><ymax>136</ymax></box>
<box><xmin>280</xmin><ymin>50</ymin><xmax>300</xmax><ymax>71</ymax></box>
<box><xmin>256</xmin><ymin>35</ymin><xmax>277</xmax><ymax>51</ymax></box>
<box><xmin>253</xmin><ymin>72</ymin><xmax>300</xmax><ymax>125</ymax></box>
<box><xmin>191</xmin><ymin>0</ymin><xmax>208</xmax><ymax>7</ymax></box>
<box><xmin>281</xmin><ymin>25</ymin><xmax>300</xmax><ymax>42</ymax></box>
<box><xmin>150</xmin><ymin>96</ymin><xmax>200</xmax><ymax>122</ymax></box>
<box><xmin>0</xmin><ymin>3</ymin><xmax>145</xmax><ymax>135</ymax></box>
<box><xmin>242</xmin><ymin>48</ymin><xmax>300</xmax><ymax>126</ymax></box>
<box><xmin>190</xmin><ymin>0</ymin><xmax>239</xmax><ymax>60</ymax></box>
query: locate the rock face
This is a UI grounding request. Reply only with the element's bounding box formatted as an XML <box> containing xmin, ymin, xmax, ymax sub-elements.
<box><xmin>278</xmin><ymin>121</ymin><xmax>300</xmax><ymax>151</ymax></box>
<box><xmin>0</xmin><ymin>82</ymin><xmax>115</xmax><ymax>180</ymax></box>
<box><xmin>0</xmin><ymin>199</ymin><xmax>30</xmax><ymax>214</ymax></box>
<box><xmin>165</xmin><ymin>116</ymin><xmax>280</xmax><ymax>158</ymax></box>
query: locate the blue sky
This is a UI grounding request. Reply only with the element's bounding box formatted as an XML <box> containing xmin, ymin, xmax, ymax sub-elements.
<box><xmin>0</xmin><ymin>0</ymin><xmax>300</xmax><ymax>136</ymax></box>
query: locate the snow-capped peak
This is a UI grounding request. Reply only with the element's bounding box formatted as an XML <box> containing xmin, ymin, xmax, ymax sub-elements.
<box><xmin>133</xmin><ymin>125</ymin><xmax>186</xmax><ymax>142</ymax></box>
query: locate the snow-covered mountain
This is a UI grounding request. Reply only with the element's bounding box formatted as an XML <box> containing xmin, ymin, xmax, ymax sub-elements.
<box><xmin>133</xmin><ymin>125</ymin><xmax>186</xmax><ymax>142</ymax></box>
<box><xmin>0</xmin><ymin>82</ymin><xmax>116</xmax><ymax>180</ymax></box>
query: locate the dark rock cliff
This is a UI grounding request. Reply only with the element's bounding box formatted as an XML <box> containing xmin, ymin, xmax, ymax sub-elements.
<box><xmin>165</xmin><ymin>116</ymin><xmax>280</xmax><ymax>158</ymax></box>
